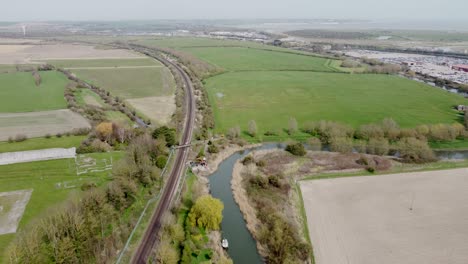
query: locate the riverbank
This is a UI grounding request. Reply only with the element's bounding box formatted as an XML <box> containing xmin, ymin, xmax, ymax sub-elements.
<box><xmin>199</xmin><ymin>143</ymin><xmax>261</xmax><ymax>177</ymax></box>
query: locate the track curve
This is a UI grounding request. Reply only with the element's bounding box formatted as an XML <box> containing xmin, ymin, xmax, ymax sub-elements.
<box><xmin>131</xmin><ymin>47</ymin><xmax>196</xmax><ymax>264</ymax></box>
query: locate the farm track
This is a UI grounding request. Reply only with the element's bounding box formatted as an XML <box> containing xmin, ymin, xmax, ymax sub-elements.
<box><xmin>129</xmin><ymin>46</ymin><xmax>195</xmax><ymax>264</ymax></box>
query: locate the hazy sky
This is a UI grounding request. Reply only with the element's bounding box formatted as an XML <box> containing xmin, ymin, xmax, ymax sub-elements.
<box><xmin>2</xmin><ymin>0</ymin><xmax>467</xmax><ymax>21</ymax></box>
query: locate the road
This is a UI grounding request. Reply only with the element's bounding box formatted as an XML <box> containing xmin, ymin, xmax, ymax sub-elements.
<box><xmin>130</xmin><ymin>46</ymin><xmax>196</xmax><ymax>264</ymax></box>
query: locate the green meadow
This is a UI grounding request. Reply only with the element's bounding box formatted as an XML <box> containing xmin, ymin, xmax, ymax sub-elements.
<box><xmin>0</xmin><ymin>71</ymin><xmax>68</xmax><ymax>113</ymax></box>
<box><xmin>206</xmin><ymin>71</ymin><xmax>466</xmax><ymax>135</ymax></box>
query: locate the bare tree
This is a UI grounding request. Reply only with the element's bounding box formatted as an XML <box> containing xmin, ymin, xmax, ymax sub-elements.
<box><xmin>288</xmin><ymin>117</ymin><xmax>298</xmax><ymax>135</ymax></box>
<box><xmin>248</xmin><ymin>120</ymin><xmax>257</xmax><ymax>137</ymax></box>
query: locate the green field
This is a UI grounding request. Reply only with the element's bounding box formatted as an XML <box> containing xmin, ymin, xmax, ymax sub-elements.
<box><xmin>46</xmin><ymin>58</ymin><xmax>161</xmax><ymax>68</ymax></box>
<box><xmin>0</xmin><ymin>136</ymin><xmax>85</xmax><ymax>153</ymax></box>
<box><xmin>0</xmin><ymin>152</ymin><xmax>123</xmax><ymax>262</ymax></box>
<box><xmin>0</xmin><ymin>71</ymin><xmax>68</xmax><ymax>112</ymax></box>
<box><xmin>181</xmin><ymin>47</ymin><xmax>337</xmax><ymax>72</ymax></box>
<box><xmin>206</xmin><ymin>72</ymin><xmax>467</xmax><ymax>135</ymax></box>
<box><xmin>73</xmin><ymin>67</ymin><xmax>175</xmax><ymax>99</ymax></box>
<box><xmin>138</xmin><ymin>37</ymin><xmax>271</xmax><ymax>49</ymax></box>
<box><xmin>430</xmin><ymin>139</ymin><xmax>468</xmax><ymax>150</ymax></box>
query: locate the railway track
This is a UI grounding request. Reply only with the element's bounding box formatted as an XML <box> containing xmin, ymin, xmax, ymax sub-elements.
<box><xmin>130</xmin><ymin>46</ymin><xmax>196</xmax><ymax>264</ymax></box>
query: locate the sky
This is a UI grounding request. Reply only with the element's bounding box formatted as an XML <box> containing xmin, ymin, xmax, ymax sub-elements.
<box><xmin>1</xmin><ymin>0</ymin><xmax>467</xmax><ymax>21</ymax></box>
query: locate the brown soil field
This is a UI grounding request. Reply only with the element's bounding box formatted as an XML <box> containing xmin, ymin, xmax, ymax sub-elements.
<box><xmin>0</xmin><ymin>44</ymin><xmax>142</xmax><ymax>64</ymax></box>
<box><xmin>126</xmin><ymin>96</ymin><xmax>176</xmax><ymax>125</ymax></box>
<box><xmin>301</xmin><ymin>168</ymin><xmax>468</xmax><ymax>264</ymax></box>
<box><xmin>0</xmin><ymin>109</ymin><xmax>91</xmax><ymax>140</ymax></box>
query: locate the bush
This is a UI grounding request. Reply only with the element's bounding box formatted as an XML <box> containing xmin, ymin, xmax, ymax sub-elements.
<box><xmin>152</xmin><ymin>126</ymin><xmax>177</xmax><ymax>147</ymax></box>
<box><xmin>256</xmin><ymin>160</ymin><xmax>266</xmax><ymax>167</ymax></box>
<box><xmin>156</xmin><ymin>155</ymin><xmax>168</xmax><ymax>169</ymax></box>
<box><xmin>242</xmin><ymin>155</ymin><xmax>254</xmax><ymax>165</ymax></box>
<box><xmin>45</xmin><ymin>134</ymin><xmax>51</xmax><ymax>139</ymax></box>
<box><xmin>56</xmin><ymin>133</ymin><xmax>63</xmax><ymax>138</ymax></box>
<box><xmin>357</xmin><ymin>124</ymin><xmax>384</xmax><ymax>140</ymax></box>
<box><xmin>7</xmin><ymin>136</ymin><xmax>13</xmax><ymax>143</ymax></box>
<box><xmin>329</xmin><ymin>137</ymin><xmax>353</xmax><ymax>153</ymax></box>
<box><xmin>285</xmin><ymin>143</ymin><xmax>306</xmax><ymax>156</ymax></box>
<box><xmin>227</xmin><ymin>126</ymin><xmax>241</xmax><ymax>139</ymax></box>
<box><xmin>207</xmin><ymin>144</ymin><xmax>219</xmax><ymax>154</ymax></box>
<box><xmin>14</xmin><ymin>134</ymin><xmax>27</xmax><ymax>142</ymax></box>
<box><xmin>367</xmin><ymin>138</ymin><xmax>389</xmax><ymax>156</ymax></box>
<box><xmin>264</xmin><ymin>130</ymin><xmax>279</xmax><ymax>136</ymax></box>
<box><xmin>81</xmin><ymin>182</ymin><xmax>97</xmax><ymax>191</ymax></box>
<box><xmin>71</xmin><ymin>127</ymin><xmax>91</xmax><ymax>136</ymax></box>
<box><xmin>397</xmin><ymin>137</ymin><xmax>436</xmax><ymax>163</ymax></box>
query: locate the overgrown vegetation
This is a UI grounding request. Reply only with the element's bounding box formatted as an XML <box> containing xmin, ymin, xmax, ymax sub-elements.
<box><xmin>156</xmin><ymin>173</ymin><xmax>232</xmax><ymax>264</ymax></box>
<box><xmin>7</xmin><ymin>133</ymin><xmax>165</xmax><ymax>263</ymax></box>
<box><xmin>241</xmin><ymin>157</ymin><xmax>312</xmax><ymax>263</ymax></box>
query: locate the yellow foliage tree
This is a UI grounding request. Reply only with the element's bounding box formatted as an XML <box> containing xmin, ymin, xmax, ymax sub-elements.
<box><xmin>96</xmin><ymin>122</ymin><xmax>113</xmax><ymax>143</ymax></box>
<box><xmin>188</xmin><ymin>195</ymin><xmax>223</xmax><ymax>230</ymax></box>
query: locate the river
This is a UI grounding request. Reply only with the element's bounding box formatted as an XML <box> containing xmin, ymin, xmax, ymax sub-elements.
<box><xmin>208</xmin><ymin>144</ymin><xmax>467</xmax><ymax>263</ymax></box>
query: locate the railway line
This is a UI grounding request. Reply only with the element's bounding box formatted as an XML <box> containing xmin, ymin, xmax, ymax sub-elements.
<box><xmin>130</xmin><ymin>46</ymin><xmax>196</xmax><ymax>264</ymax></box>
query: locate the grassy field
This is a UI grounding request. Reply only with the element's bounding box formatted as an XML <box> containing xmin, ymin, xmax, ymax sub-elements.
<box><xmin>74</xmin><ymin>88</ymin><xmax>105</xmax><ymax>107</ymax></box>
<box><xmin>0</xmin><ymin>152</ymin><xmax>124</xmax><ymax>262</ymax></box>
<box><xmin>206</xmin><ymin>72</ymin><xmax>467</xmax><ymax>135</ymax></box>
<box><xmin>0</xmin><ymin>71</ymin><xmax>68</xmax><ymax>112</ymax></box>
<box><xmin>73</xmin><ymin>67</ymin><xmax>175</xmax><ymax>99</ymax></box>
<box><xmin>0</xmin><ymin>109</ymin><xmax>91</xmax><ymax>141</ymax></box>
<box><xmin>46</xmin><ymin>58</ymin><xmax>161</xmax><ymax>68</ymax></box>
<box><xmin>181</xmin><ymin>47</ymin><xmax>337</xmax><ymax>72</ymax></box>
<box><xmin>0</xmin><ymin>136</ymin><xmax>85</xmax><ymax>153</ymax></box>
<box><xmin>138</xmin><ymin>37</ymin><xmax>272</xmax><ymax>49</ymax></box>
<box><xmin>430</xmin><ymin>139</ymin><xmax>468</xmax><ymax>150</ymax></box>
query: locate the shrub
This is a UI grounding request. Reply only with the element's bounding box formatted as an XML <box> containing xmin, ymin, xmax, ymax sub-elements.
<box><xmin>367</xmin><ymin>138</ymin><xmax>389</xmax><ymax>156</ymax></box>
<box><xmin>357</xmin><ymin>123</ymin><xmax>384</xmax><ymax>140</ymax></box>
<box><xmin>7</xmin><ymin>137</ymin><xmax>13</xmax><ymax>143</ymax></box>
<box><xmin>264</xmin><ymin>130</ymin><xmax>279</xmax><ymax>136</ymax></box>
<box><xmin>156</xmin><ymin>155</ymin><xmax>168</xmax><ymax>169</ymax></box>
<box><xmin>152</xmin><ymin>126</ymin><xmax>177</xmax><ymax>147</ymax></box>
<box><xmin>56</xmin><ymin>133</ymin><xmax>63</xmax><ymax>138</ymax></box>
<box><xmin>242</xmin><ymin>156</ymin><xmax>255</xmax><ymax>165</ymax></box>
<box><xmin>81</xmin><ymin>182</ymin><xmax>97</xmax><ymax>191</ymax></box>
<box><xmin>14</xmin><ymin>134</ymin><xmax>27</xmax><ymax>142</ymax></box>
<box><xmin>329</xmin><ymin>137</ymin><xmax>353</xmax><ymax>153</ymax></box>
<box><xmin>227</xmin><ymin>126</ymin><xmax>241</xmax><ymax>139</ymax></box>
<box><xmin>45</xmin><ymin>134</ymin><xmax>51</xmax><ymax>139</ymax></box>
<box><xmin>285</xmin><ymin>143</ymin><xmax>306</xmax><ymax>156</ymax></box>
<box><xmin>397</xmin><ymin>137</ymin><xmax>436</xmax><ymax>163</ymax></box>
<box><xmin>256</xmin><ymin>160</ymin><xmax>266</xmax><ymax>167</ymax></box>
<box><xmin>207</xmin><ymin>144</ymin><xmax>219</xmax><ymax>154</ymax></box>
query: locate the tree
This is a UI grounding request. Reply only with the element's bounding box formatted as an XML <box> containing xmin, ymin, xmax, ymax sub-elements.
<box><xmin>152</xmin><ymin>126</ymin><xmax>176</xmax><ymax>147</ymax></box>
<box><xmin>188</xmin><ymin>195</ymin><xmax>224</xmax><ymax>230</ymax></box>
<box><xmin>96</xmin><ymin>122</ymin><xmax>113</xmax><ymax>143</ymax></box>
<box><xmin>288</xmin><ymin>117</ymin><xmax>298</xmax><ymax>135</ymax></box>
<box><xmin>248</xmin><ymin>120</ymin><xmax>257</xmax><ymax>137</ymax></box>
